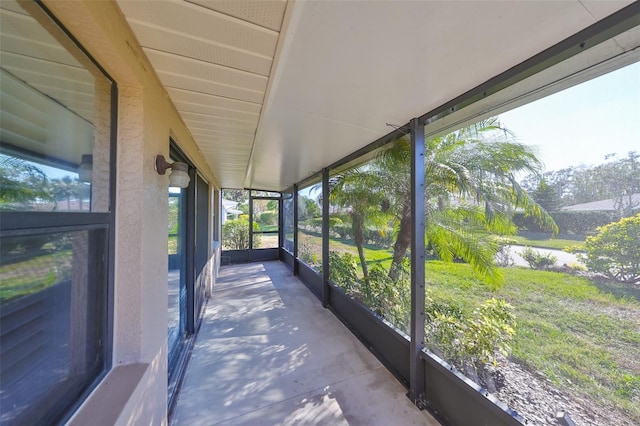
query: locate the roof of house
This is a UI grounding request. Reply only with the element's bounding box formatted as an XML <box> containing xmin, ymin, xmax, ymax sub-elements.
<box><xmin>562</xmin><ymin>193</ymin><xmax>640</xmax><ymax>212</ymax></box>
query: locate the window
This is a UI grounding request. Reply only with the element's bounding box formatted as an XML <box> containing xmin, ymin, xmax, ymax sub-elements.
<box><xmin>251</xmin><ymin>196</ymin><xmax>279</xmax><ymax>249</ymax></box>
<box><xmin>282</xmin><ymin>190</ymin><xmax>294</xmax><ymax>253</ymax></box>
<box><xmin>297</xmin><ymin>181</ymin><xmax>322</xmax><ymax>271</ymax></box>
<box><xmin>0</xmin><ymin>1</ymin><xmax>115</xmax><ymax>424</ymax></box>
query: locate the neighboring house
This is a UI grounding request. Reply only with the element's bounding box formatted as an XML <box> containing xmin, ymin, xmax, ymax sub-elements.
<box><xmin>562</xmin><ymin>193</ymin><xmax>640</xmax><ymax>212</ymax></box>
<box><xmin>221</xmin><ymin>198</ymin><xmax>242</xmax><ymax>223</ymax></box>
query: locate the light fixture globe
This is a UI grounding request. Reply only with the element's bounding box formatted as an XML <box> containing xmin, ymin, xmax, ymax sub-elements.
<box><xmin>168</xmin><ymin>162</ymin><xmax>190</xmax><ymax>188</ymax></box>
<box><xmin>155</xmin><ymin>155</ymin><xmax>190</xmax><ymax>188</ymax></box>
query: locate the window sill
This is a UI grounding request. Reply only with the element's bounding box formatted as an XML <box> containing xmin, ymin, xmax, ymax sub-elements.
<box><xmin>67</xmin><ymin>363</ymin><xmax>151</xmax><ymax>426</ymax></box>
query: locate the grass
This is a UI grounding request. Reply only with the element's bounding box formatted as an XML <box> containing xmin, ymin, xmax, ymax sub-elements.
<box><xmin>298</xmin><ymin>230</ymin><xmax>640</xmax><ymax>422</ymax></box>
<box><xmin>510</xmin><ymin>234</ymin><xmax>585</xmax><ymax>251</ymax></box>
<box><xmin>0</xmin><ymin>250</ymin><xmax>72</xmax><ymax>301</ymax></box>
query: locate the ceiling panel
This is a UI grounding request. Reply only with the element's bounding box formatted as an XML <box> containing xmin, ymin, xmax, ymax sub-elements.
<box><xmin>117</xmin><ymin>0</ymin><xmax>279</xmax><ymax>56</ymax></box>
<box><xmin>187</xmin><ymin>0</ymin><xmax>287</xmax><ymax>31</ymax></box>
<box><xmin>167</xmin><ymin>88</ymin><xmax>262</xmax><ymax>114</ymax></box>
<box><xmin>127</xmin><ymin>20</ymin><xmax>273</xmax><ymax>76</ymax></box>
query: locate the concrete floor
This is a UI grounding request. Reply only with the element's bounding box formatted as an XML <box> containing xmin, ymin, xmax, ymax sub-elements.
<box><xmin>171</xmin><ymin>261</ymin><xmax>439</xmax><ymax>426</ymax></box>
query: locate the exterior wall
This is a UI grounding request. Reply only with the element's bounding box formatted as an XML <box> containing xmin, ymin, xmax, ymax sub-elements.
<box><xmin>39</xmin><ymin>1</ymin><xmax>220</xmax><ymax>424</ymax></box>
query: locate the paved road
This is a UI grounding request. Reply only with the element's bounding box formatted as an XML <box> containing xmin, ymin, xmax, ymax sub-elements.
<box><xmin>506</xmin><ymin>245</ymin><xmax>583</xmax><ymax>268</ymax></box>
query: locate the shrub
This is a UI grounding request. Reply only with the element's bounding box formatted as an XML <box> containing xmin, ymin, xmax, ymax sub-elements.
<box><xmin>494</xmin><ymin>237</ymin><xmax>517</xmax><ymax>267</ymax></box>
<box><xmin>298</xmin><ymin>239</ymin><xmax>319</xmax><ymax>269</ymax></box>
<box><xmin>580</xmin><ymin>214</ymin><xmax>640</xmax><ymax>285</ymax></box>
<box><xmin>425</xmin><ymin>296</ymin><xmax>516</xmax><ymax>368</ymax></box>
<box><xmin>332</xmin><ymin>223</ymin><xmax>352</xmax><ymax>239</ymax></box>
<box><xmin>520</xmin><ymin>246</ymin><xmax>557</xmax><ymax>270</ymax></box>
<box><xmin>328</xmin><ymin>251</ymin><xmax>358</xmax><ymax>292</ymax></box>
<box><xmin>222</xmin><ymin>217</ymin><xmax>259</xmax><ymax>250</ymax></box>
<box><xmin>327</xmin><ymin>253</ymin><xmax>410</xmax><ymax>331</ymax></box>
<box><xmin>258</xmin><ymin>210</ymin><xmax>277</xmax><ymax>225</ymax></box>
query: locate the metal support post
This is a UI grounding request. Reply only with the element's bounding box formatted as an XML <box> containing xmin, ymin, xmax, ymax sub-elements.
<box><xmin>248</xmin><ymin>193</ymin><xmax>254</xmax><ymax>258</ymax></box>
<box><xmin>322</xmin><ymin>168</ymin><xmax>330</xmax><ymax>307</ymax></box>
<box><xmin>409</xmin><ymin>117</ymin><xmax>426</xmax><ymax>407</ymax></box>
<box><xmin>293</xmin><ymin>184</ymin><xmax>299</xmax><ymax>275</ymax></box>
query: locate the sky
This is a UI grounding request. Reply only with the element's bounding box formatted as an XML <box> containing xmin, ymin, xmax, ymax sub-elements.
<box><xmin>499</xmin><ymin>61</ymin><xmax>640</xmax><ymax>173</ymax></box>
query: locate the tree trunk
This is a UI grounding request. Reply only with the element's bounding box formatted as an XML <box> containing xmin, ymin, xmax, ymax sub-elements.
<box><xmin>352</xmin><ymin>213</ymin><xmax>368</xmax><ymax>280</ymax></box>
<box><xmin>389</xmin><ymin>204</ymin><xmax>412</xmax><ymax>280</ymax></box>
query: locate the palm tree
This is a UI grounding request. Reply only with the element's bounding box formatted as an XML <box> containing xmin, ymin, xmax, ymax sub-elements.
<box><xmin>328</xmin><ymin>168</ymin><xmax>390</xmax><ymax>280</ymax></box>
<box><xmin>51</xmin><ymin>176</ymin><xmax>79</xmax><ymax>210</ymax></box>
<box><xmin>379</xmin><ymin>117</ymin><xmax>557</xmax><ymax>282</ymax></box>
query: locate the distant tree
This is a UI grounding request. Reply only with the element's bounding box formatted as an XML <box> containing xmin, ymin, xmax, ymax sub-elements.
<box><xmin>522</xmin><ymin>151</ymin><xmax>640</xmax><ymax>217</ymax></box>
<box><xmin>0</xmin><ymin>156</ymin><xmax>53</xmax><ymax>210</ymax></box>
<box><xmin>266</xmin><ymin>199</ymin><xmax>278</xmax><ymax>211</ymax></box>
<box><xmin>298</xmin><ymin>195</ymin><xmax>321</xmax><ymax>221</ymax></box>
<box><xmin>532</xmin><ymin>179</ymin><xmax>562</xmax><ymax>212</ymax></box>
<box><xmin>223</xmin><ymin>189</ymin><xmax>247</xmax><ymax>203</ymax></box>
<box><xmin>50</xmin><ymin>176</ymin><xmax>81</xmax><ymax>210</ymax></box>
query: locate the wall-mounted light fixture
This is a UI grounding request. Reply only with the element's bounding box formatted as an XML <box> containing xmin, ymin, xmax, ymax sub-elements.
<box><xmin>77</xmin><ymin>154</ymin><xmax>93</xmax><ymax>183</ymax></box>
<box><xmin>155</xmin><ymin>155</ymin><xmax>190</xmax><ymax>188</ymax></box>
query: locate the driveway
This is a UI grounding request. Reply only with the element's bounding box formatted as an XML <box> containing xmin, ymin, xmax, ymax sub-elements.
<box><xmin>507</xmin><ymin>245</ymin><xmax>583</xmax><ymax>268</ymax></box>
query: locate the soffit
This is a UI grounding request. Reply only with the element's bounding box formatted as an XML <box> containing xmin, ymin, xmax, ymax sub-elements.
<box><xmin>117</xmin><ymin>0</ymin><xmax>286</xmax><ymax>188</ymax></box>
<box><xmin>117</xmin><ymin>0</ymin><xmax>634</xmax><ymax>191</ymax></box>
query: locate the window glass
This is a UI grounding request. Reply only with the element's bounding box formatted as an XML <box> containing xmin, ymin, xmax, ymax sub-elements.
<box><xmin>0</xmin><ymin>229</ymin><xmax>107</xmax><ymax>424</ymax></box>
<box><xmin>168</xmin><ymin>186</ymin><xmax>185</xmax><ymax>357</ymax></box>
<box><xmin>297</xmin><ymin>182</ymin><xmax>322</xmax><ymax>271</ymax></box>
<box><xmin>0</xmin><ymin>0</ymin><xmax>112</xmax><ymax>212</ymax></box>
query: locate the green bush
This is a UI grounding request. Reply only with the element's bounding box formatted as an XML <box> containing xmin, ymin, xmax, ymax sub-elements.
<box><xmin>332</xmin><ymin>223</ymin><xmax>352</xmax><ymax>239</ymax></box>
<box><xmin>222</xmin><ymin>216</ymin><xmax>259</xmax><ymax>250</ymax></box>
<box><xmin>327</xmin><ymin>252</ymin><xmax>410</xmax><ymax>331</ymax></box>
<box><xmin>580</xmin><ymin>214</ymin><xmax>640</xmax><ymax>284</ymax></box>
<box><xmin>298</xmin><ymin>239</ymin><xmax>319</xmax><ymax>269</ymax></box>
<box><xmin>513</xmin><ymin>210</ymin><xmax>618</xmax><ymax>235</ymax></box>
<box><xmin>328</xmin><ymin>251</ymin><xmax>358</xmax><ymax>293</ymax></box>
<box><xmin>520</xmin><ymin>246</ymin><xmax>557</xmax><ymax>270</ymax></box>
<box><xmin>425</xmin><ymin>296</ymin><xmax>516</xmax><ymax>368</ymax></box>
<box><xmin>258</xmin><ymin>210</ymin><xmax>277</xmax><ymax>225</ymax></box>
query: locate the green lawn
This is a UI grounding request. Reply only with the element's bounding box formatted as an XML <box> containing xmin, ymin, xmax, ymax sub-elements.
<box><xmin>426</xmin><ymin>262</ymin><xmax>639</xmax><ymax>422</ymax></box>
<box><xmin>298</xmin><ymin>230</ymin><xmax>640</xmax><ymax>422</ymax></box>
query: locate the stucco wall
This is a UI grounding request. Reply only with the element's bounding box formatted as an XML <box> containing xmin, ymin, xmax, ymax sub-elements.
<box><xmin>39</xmin><ymin>1</ymin><xmax>220</xmax><ymax>424</ymax></box>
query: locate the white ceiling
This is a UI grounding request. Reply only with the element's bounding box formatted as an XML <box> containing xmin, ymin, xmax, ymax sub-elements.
<box><xmin>116</xmin><ymin>0</ymin><xmax>636</xmax><ymax>191</ymax></box>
